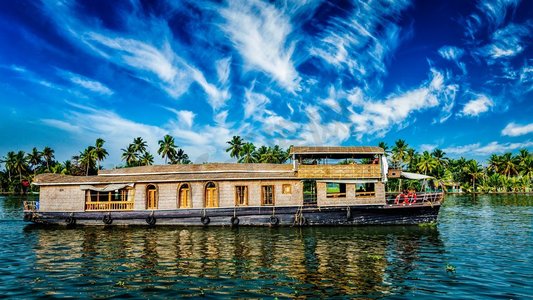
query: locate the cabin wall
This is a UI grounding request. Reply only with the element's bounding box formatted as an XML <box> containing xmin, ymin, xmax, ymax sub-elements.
<box><xmin>316</xmin><ymin>182</ymin><xmax>385</xmax><ymax>206</ymax></box>
<box><xmin>39</xmin><ymin>185</ymin><xmax>85</xmax><ymax>212</ymax></box>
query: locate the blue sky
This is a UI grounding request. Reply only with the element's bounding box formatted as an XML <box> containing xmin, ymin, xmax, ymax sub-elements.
<box><xmin>0</xmin><ymin>0</ymin><xmax>532</xmax><ymax>167</ymax></box>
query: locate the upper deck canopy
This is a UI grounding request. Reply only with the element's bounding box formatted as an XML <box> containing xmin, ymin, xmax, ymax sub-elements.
<box><xmin>290</xmin><ymin>146</ymin><xmax>384</xmax><ymax>159</ymax></box>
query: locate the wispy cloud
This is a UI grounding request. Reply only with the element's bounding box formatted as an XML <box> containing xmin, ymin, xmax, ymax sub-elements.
<box><xmin>459</xmin><ymin>94</ymin><xmax>493</xmax><ymax>117</ymax></box>
<box><xmin>438</xmin><ymin>46</ymin><xmax>464</xmax><ymax>61</ymax></box>
<box><xmin>475</xmin><ymin>22</ymin><xmax>532</xmax><ymax>63</ymax></box>
<box><xmin>501</xmin><ymin>122</ymin><xmax>533</xmax><ymax>137</ymax></box>
<box><xmin>66</xmin><ymin>73</ymin><xmax>113</xmax><ymax>96</ymax></box>
<box><xmin>219</xmin><ymin>0</ymin><xmax>300</xmax><ymax>91</ymax></box>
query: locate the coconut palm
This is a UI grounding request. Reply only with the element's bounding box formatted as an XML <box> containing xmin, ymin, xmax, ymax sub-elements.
<box><xmin>226</xmin><ymin>136</ymin><xmax>244</xmax><ymax>159</ymax></box>
<box><xmin>79</xmin><ymin>146</ymin><xmax>97</xmax><ymax>176</ymax></box>
<box><xmin>62</xmin><ymin>160</ymin><xmax>73</xmax><ymax>175</ymax></box>
<box><xmin>12</xmin><ymin>151</ymin><xmax>28</xmax><ymax>183</ymax></box>
<box><xmin>253</xmin><ymin>146</ymin><xmax>270</xmax><ymax>163</ymax></box>
<box><xmin>378</xmin><ymin>142</ymin><xmax>390</xmax><ymax>157</ymax></box>
<box><xmin>391</xmin><ymin>139</ymin><xmax>409</xmax><ymax>169</ymax></box>
<box><xmin>158</xmin><ymin>134</ymin><xmax>178</xmax><ymax>164</ymax></box>
<box><xmin>121</xmin><ymin>144</ymin><xmax>138</xmax><ymax>167</ymax></box>
<box><xmin>26</xmin><ymin>147</ymin><xmax>42</xmax><ymax>174</ymax></box>
<box><xmin>238</xmin><ymin>143</ymin><xmax>257</xmax><ymax>163</ymax></box>
<box><xmin>132</xmin><ymin>137</ymin><xmax>148</xmax><ymax>154</ymax></box>
<box><xmin>500</xmin><ymin>153</ymin><xmax>518</xmax><ymax>177</ymax></box>
<box><xmin>464</xmin><ymin>160</ymin><xmax>483</xmax><ymax>193</ymax></box>
<box><xmin>93</xmin><ymin>138</ymin><xmax>109</xmax><ymax>170</ymax></box>
<box><xmin>139</xmin><ymin>152</ymin><xmax>154</xmax><ymax>166</ymax></box>
<box><xmin>42</xmin><ymin>146</ymin><xmax>55</xmax><ymax>171</ymax></box>
<box><xmin>417</xmin><ymin>151</ymin><xmax>437</xmax><ymax>175</ymax></box>
<box><xmin>487</xmin><ymin>154</ymin><xmax>501</xmax><ymax>175</ymax></box>
<box><xmin>171</xmin><ymin>148</ymin><xmax>190</xmax><ymax>164</ymax></box>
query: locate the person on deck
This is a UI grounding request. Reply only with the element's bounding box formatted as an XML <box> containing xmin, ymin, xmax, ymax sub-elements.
<box><xmin>407</xmin><ymin>189</ymin><xmax>417</xmax><ymax>204</ymax></box>
<box><xmin>395</xmin><ymin>190</ymin><xmax>408</xmax><ymax>205</ymax></box>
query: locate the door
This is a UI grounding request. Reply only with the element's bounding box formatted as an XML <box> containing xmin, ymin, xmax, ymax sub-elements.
<box><xmin>205</xmin><ymin>182</ymin><xmax>218</xmax><ymax>208</ymax></box>
<box><xmin>303</xmin><ymin>180</ymin><xmax>317</xmax><ymax>205</ymax></box>
<box><xmin>147</xmin><ymin>185</ymin><xmax>158</xmax><ymax>209</ymax></box>
<box><xmin>179</xmin><ymin>184</ymin><xmax>189</xmax><ymax>208</ymax></box>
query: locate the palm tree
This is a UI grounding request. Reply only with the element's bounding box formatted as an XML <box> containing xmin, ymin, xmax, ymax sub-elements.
<box><xmin>417</xmin><ymin>151</ymin><xmax>437</xmax><ymax>175</ymax></box>
<box><xmin>226</xmin><ymin>136</ymin><xmax>244</xmax><ymax>159</ymax></box>
<box><xmin>132</xmin><ymin>137</ymin><xmax>148</xmax><ymax>155</ymax></box>
<box><xmin>391</xmin><ymin>139</ymin><xmax>409</xmax><ymax>169</ymax></box>
<box><xmin>26</xmin><ymin>147</ymin><xmax>42</xmax><ymax>174</ymax></box>
<box><xmin>171</xmin><ymin>148</ymin><xmax>190</xmax><ymax>164</ymax></box>
<box><xmin>464</xmin><ymin>160</ymin><xmax>483</xmax><ymax>193</ymax></box>
<box><xmin>406</xmin><ymin>148</ymin><xmax>417</xmax><ymax>171</ymax></box>
<box><xmin>158</xmin><ymin>134</ymin><xmax>178</xmax><ymax>164</ymax></box>
<box><xmin>500</xmin><ymin>153</ymin><xmax>518</xmax><ymax>177</ymax></box>
<box><xmin>42</xmin><ymin>146</ymin><xmax>55</xmax><ymax>171</ymax></box>
<box><xmin>93</xmin><ymin>138</ymin><xmax>109</xmax><ymax>170</ymax></box>
<box><xmin>13</xmin><ymin>151</ymin><xmax>28</xmax><ymax>183</ymax></box>
<box><xmin>254</xmin><ymin>146</ymin><xmax>270</xmax><ymax>162</ymax></box>
<box><xmin>2</xmin><ymin>151</ymin><xmax>17</xmax><ymax>182</ymax></box>
<box><xmin>487</xmin><ymin>154</ymin><xmax>501</xmax><ymax>175</ymax></box>
<box><xmin>139</xmin><ymin>152</ymin><xmax>154</xmax><ymax>166</ymax></box>
<box><xmin>62</xmin><ymin>160</ymin><xmax>72</xmax><ymax>175</ymax></box>
<box><xmin>121</xmin><ymin>144</ymin><xmax>138</xmax><ymax>167</ymax></box>
<box><xmin>378</xmin><ymin>142</ymin><xmax>390</xmax><ymax>157</ymax></box>
<box><xmin>238</xmin><ymin>143</ymin><xmax>257</xmax><ymax>163</ymax></box>
<box><xmin>79</xmin><ymin>146</ymin><xmax>97</xmax><ymax>176</ymax></box>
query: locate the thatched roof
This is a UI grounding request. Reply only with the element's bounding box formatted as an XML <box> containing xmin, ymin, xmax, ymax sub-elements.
<box><xmin>290</xmin><ymin>146</ymin><xmax>384</xmax><ymax>156</ymax></box>
<box><xmin>34</xmin><ymin>163</ymin><xmax>297</xmax><ymax>186</ymax></box>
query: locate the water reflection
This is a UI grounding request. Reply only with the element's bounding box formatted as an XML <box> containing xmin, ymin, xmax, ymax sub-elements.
<box><xmin>26</xmin><ymin>225</ymin><xmax>443</xmax><ymax>298</ymax></box>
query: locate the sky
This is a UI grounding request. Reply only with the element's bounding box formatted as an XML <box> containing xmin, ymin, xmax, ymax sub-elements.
<box><xmin>0</xmin><ymin>0</ymin><xmax>532</xmax><ymax>167</ymax></box>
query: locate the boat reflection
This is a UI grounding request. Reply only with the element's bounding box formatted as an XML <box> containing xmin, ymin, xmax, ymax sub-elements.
<box><xmin>29</xmin><ymin>226</ymin><xmax>443</xmax><ymax>297</ymax></box>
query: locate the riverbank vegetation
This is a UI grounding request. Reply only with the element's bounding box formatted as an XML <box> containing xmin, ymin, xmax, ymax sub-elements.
<box><xmin>0</xmin><ymin>136</ymin><xmax>530</xmax><ymax>194</ymax></box>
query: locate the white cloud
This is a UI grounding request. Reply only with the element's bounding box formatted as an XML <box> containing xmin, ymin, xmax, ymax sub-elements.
<box><xmin>438</xmin><ymin>46</ymin><xmax>464</xmax><ymax>61</ymax></box>
<box><xmin>69</xmin><ymin>75</ymin><xmax>113</xmax><ymax>96</ymax></box>
<box><xmin>475</xmin><ymin>22</ymin><xmax>531</xmax><ymax>62</ymax></box>
<box><xmin>220</xmin><ymin>0</ymin><xmax>300</xmax><ymax>91</ymax></box>
<box><xmin>444</xmin><ymin>141</ymin><xmax>533</xmax><ymax>156</ymax></box>
<box><xmin>460</xmin><ymin>95</ymin><xmax>494</xmax><ymax>117</ymax></box>
<box><xmin>501</xmin><ymin>122</ymin><xmax>533</xmax><ymax>137</ymax></box>
<box><xmin>420</xmin><ymin>144</ymin><xmax>437</xmax><ymax>152</ymax></box>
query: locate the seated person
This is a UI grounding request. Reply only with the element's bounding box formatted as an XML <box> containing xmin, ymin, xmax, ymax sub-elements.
<box><xmin>395</xmin><ymin>190</ymin><xmax>408</xmax><ymax>205</ymax></box>
<box><xmin>407</xmin><ymin>189</ymin><xmax>417</xmax><ymax>204</ymax></box>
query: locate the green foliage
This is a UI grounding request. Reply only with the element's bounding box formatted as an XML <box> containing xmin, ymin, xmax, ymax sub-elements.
<box><xmin>225</xmin><ymin>136</ymin><xmax>290</xmax><ymax>164</ymax></box>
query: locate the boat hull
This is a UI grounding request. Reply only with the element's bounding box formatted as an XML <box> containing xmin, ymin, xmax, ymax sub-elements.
<box><xmin>24</xmin><ymin>204</ymin><xmax>441</xmax><ymax>227</ymax></box>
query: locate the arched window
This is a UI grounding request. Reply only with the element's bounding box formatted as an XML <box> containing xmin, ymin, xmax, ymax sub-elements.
<box><xmin>146</xmin><ymin>184</ymin><xmax>158</xmax><ymax>209</ymax></box>
<box><xmin>178</xmin><ymin>183</ymin><xmax>192</xmax><ymax>208</ymax></box>
<box><xmin>204</xmin><ymin>182</ymin><xmax>218</xmax><ymax>208</ymax></box>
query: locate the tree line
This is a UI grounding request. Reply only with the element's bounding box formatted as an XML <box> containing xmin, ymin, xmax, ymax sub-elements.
<box><xmin>0</xmin><ymin>135</ymin><xmax>190</xmax><ymax>193</ymax></box>
<box><xmin>1</xmin><ymin>135</ymin><xmax>531</xmax><ymax>194</ymax></box>
<box><xmin>381</xmin><ymin>139</ymin><xmax>532</xmax><ymax>193</ymax></box>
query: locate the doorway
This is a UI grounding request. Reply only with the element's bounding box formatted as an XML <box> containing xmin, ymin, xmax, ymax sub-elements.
<box><xmin>303</xmin><ymin>180</ymin><xmax>317</xmax><ymax>205</ymax></box>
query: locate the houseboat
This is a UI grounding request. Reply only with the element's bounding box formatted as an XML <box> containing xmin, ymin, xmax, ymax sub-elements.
<box><xmin>23</xmin><ymin>146</ymin><xmax>443</xmax><ymax>226</ymax></box>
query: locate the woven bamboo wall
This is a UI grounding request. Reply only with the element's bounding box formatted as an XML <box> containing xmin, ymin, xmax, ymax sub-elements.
<box><xmin>39</xmin><ymin>186</ymin><xmax>85</xmax><ymax>212</ymax></box>
<box><xmin>316</xmin><ymin>182</ymin><xmax>385</xmax><ymax>206</ymax></box>
<box><xmin>297</xmin><ymin>164</ymin><xmax>381</xmax><ymax>179</ymax></box>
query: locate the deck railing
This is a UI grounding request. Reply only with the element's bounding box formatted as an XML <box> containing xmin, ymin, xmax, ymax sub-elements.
<box><xmin>23</xmin><ymin>201</ymin><xmax>38</xmax><ymax>212</ymax></box>
<box><xmin>85</xmin><ymin>201</ymin><xmax>134</xmax><ymax>211</ymax></box>
<box><xmin>298</xmin><ymin>164</ymin><xmax>381</xmax><ymax>179</ymax></box>
<box><xmin>386</xmin><ymin>192</ymin><xmax>443</xmax><ymax>206</ymax></box>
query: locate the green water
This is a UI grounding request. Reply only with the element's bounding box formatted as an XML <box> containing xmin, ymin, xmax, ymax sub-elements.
<box><xmin>0</xmin><ymin>195</ymin><xmax>531</xmax><ymax>299</ymax></box>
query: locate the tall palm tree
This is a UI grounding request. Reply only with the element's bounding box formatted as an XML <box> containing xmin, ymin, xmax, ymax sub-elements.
<box><xmin>62</xmin><ymin>160</ymin><xmax>72</xmax><ymax>175</ymax></box>
<box><xmin>26</xmin><ymin>147</ymin><xmax>42</xmax><ymax>174</ymax></box>
<box><xmin>406</xmin><ymin>148</ymin><xmax>417</xmax><ymax>171</ymax></box>
<box><xmin>464</xmin><ymin>160</ymin><xmax>483</xmax><ymax>193</ymax></box>
<box><xmin>42</xmin><ymin>146</ymin><xmax>55</xmax><ymax>171</ymax></box>
<box><xmin>226</xmin><ymin>136</ymin><xmax>244</xmax><ymax>159</ymax></box>
<box><xmin>238</xmin><ymin>143</ymin><xmax>257</xmax><ymax>163</ymax></box>
<box><xmin>158</xmin><ymin>134</ymin><xmax>178</xmax><ymax>164</ymax></box>
<box><xmin>2</xmin><ymin>151</ymin><xmax>17</xmax><ymax>182</ymax></box>
<box><xmin>254</xmin><ymin>146</ymin><xmax>270</xmax><ymax>162</ymax></box>
<box><xmin>391</xmin><ymin>139</ymin><xmax>409</xmax><ymax>169</ymax></box>
<box><xmin>139</xmin><ymin>152</ymin><xmax>154</xmax><ymax>166</ymax></box>
<box><xmin>171</xmin><ymin>148</ymin><xmax>190</xmax><ymax>164</ymax></box>
<box><xmin>79</xmin><ymin>146</ymin><xmax>97</xmax><ymax>176</ymax></box>
<box><xmin>93</xmin><ymin>138</ymin><xmax>109</xmax><ymax>170</ymax></box>
<box><xmin>417</xmin><ymin>151</ymin><xmax>437</xmax><ymax>175</ymax></box>
<box><xmin>487</xmin><ymin>154</ymin><xmax>501</xmax><ymax>175</ymax></box>
<box><xmin>377</xmin><ymin>142</ymin><xmax>390</xmax><ymax>157</ymax></box>
<box><xmin>13</xmin><ymin>151</ymin><xmax>28</xmax><ymax>183</ymax></box>
<box><xmin>500</xmin><ymin>153</ymin><xmax>518</xmax><ymax>177</ymax></box>
<box><xmin>272</xmin><ymin>145</ymin><xmax>288</xmax><ymax>163</ymax></box>
<box><xmin>121</xmin><ymin>144</ymin><xmax>138</xmax><ymax>167</ymax></box>
<box><xmin>132</xmin><ymin>137</ymin><xmax>148</xmax><ymax>155</ymax></box>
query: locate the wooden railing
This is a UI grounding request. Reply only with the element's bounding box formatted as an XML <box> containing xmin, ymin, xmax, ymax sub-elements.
<box><xmin>386</xmin><ymin>192</ymin><xmax>443</xmax><ymax>205</ymax></box>
<box><xmin>326</xmin><ymin>192</ymin><xmax>347</xmax><ymax>198</ymax></box>
<box><xmin>356</xmin><ymin>191</ymin><xmax>376</xmax><ymax>197</ymax></box>
<box><xmin>23</xmin><ymin>201</ymin><xmax>38</xmax><ymax>212</ymax></box>
<box><xmin>85</xmin><ymin>201</ymin><xmax>134</xmax><ymax>211</ymax></box>
<box><xmin>298</xmin><ymin>164</ymin><xmax>381</xmax><ymax>179</ymax></box>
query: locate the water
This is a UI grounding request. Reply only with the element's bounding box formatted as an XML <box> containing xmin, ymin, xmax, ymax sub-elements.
<box><xmin>0</xmin><ymin>195</ymin><xmax>531</xmax><ymax>299</ymax></box>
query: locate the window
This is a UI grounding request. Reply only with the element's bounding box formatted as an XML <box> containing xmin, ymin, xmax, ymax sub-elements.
<box><xmin>282</xmin><ymin>184</ymin><xmax>292</xmax><ymax>194</ymax></box>
<box><xmin>356</xmin><ymin>183</ymin><xmax>376</xmax><ymax>197</ymax></box>
<box><xmin>326</xmin><ymin>183</ymin><xmax>346</xmax><ymax>198</ymax></box>
<box><xmin>205</xmin><ymin>182</ymin><xmax>218</xmax><ymax>208</ymax></box>
<box><xmin>178</xmin><ymin>183</ymin><xmax>191</xmax><ymax>208</ymax></box>
<box><xmin>85</xmin><ymin>188</ymin><xmax>133</xmax><ymax>211</ymax></box>
<box><xmin>261</xmin><ymin>185</ymin><xmax>275</xmax><ymax>205</ymax></box>
<box><xmin>235</xmin><ymin>186</ymin><xmax>248</xmax><ymax>206</ymax></box>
